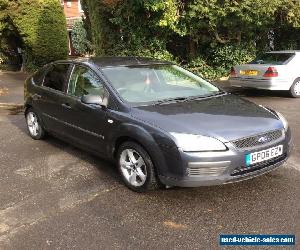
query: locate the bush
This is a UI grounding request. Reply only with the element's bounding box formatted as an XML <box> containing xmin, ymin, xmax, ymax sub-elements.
<box><xmin>187</xmin><ymin>56</ymin><xmax>226</xmax><ymax>81</ymax></box>
<box><xmin>82</xmin><ymin>0</ymin><xmax>176</xmax><ymax>61</ymax></box>
<box><xmin>185</xmin><ymin>45</ymin><xmax>256</xmax><ymax>80</ymax></box>
<box><xmin>208</xmin><ymin>44</ymin><xmax>256</xmax><ymax>71</ymax></box>
<box><xmin>10</xmin><ymin>0</ymin><xmax>68</xmax><ymax>70</ymax></box>
<box><xmin>71</xmin><ymin>19</ymin><xmax>92</xmax><ymax>55</ymax></box>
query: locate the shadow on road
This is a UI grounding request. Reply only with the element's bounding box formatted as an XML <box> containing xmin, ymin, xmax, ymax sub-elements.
<box><xmin>6</xmin><ymin>109</ymin><xmax>123</xmax><ymax>186</ymax></box>
<box><xmin>226</xmin><ymin>87</ymin><xmax>291</xmax><ymax>99</ymax></box>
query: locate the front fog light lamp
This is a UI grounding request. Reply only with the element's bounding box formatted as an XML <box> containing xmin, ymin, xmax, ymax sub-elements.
<box><xmin>170</xmin><ymin>132</ymin><xmax>227</xmax><ymax>152</ymax></box>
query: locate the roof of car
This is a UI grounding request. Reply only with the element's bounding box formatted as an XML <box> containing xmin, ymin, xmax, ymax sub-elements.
<box><xmin>68</xmin><ymin>56</ymin><xmax>173</xmax><ymax>68</ymax></box>
<box><xmin>266</xmin><ymin>50</ymin><xmax>300</xmax><ymax>54</ymax></box>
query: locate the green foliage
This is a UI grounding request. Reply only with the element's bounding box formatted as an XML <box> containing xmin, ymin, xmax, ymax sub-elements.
<box><xmin>71</xmin><ymin>19</ymin><xmax>91</xmax><ymax>55</ymax></box>
<box><xmin>83</xmin><ymin>0</ymin><xmax>177</xmax><ymax>60</ymax></box>
<box><xmin>186</xmin><ymin>45</ymin><xmax>256</xmax><ymax>80</ymax></box>
<box><xmin>0</xmin><ymin>0</ymin><xmax>68</xmax><ymax>70</ymax></box>
<box><xmin>0</xmin><ymin>0</ymin><xmax>9</xmax><ymax>32</ymax></box>
<box><xmin>187</xmin><ymin>57</ymin><xmax>224</xmax><ymax>81</ymax></box>
<box><xmin>208</xmin><ymin>44</ymin><xmax>256</xmax><ymax>71</ymax></box>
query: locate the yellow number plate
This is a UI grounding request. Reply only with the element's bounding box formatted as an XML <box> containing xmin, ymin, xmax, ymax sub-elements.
<box><xmin>240</xmin><ymin>70</ymin><xmax>258</xmax><ymax>76</ymax></box>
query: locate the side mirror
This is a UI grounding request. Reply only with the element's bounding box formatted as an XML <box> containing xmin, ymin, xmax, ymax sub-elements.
<box><xmin>81</xmin><ymin>94</ymin><xmax>108</xmax><ymax>108</ymax></box>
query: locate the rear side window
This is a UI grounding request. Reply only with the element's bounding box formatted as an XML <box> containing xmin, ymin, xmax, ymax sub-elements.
<box><xmin>43</xmin><ymin>64</ymin><xmax>70</xmax><ymax>91</ymax></box>
<box><xmin>251</xmin><ymin>53</ymin><xmax>294</xmax><ymax>65</ymax></box>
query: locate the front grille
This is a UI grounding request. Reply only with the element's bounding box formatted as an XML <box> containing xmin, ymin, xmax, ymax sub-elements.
<box><xmin>231</xmin><ymin>153</ymin><xmax>287</xmax><ymax>176</ymax></box>
<box><xmin>231</xmin><ymin>129</ymin><xmax>283</xmax><ymax>149</ymax></box>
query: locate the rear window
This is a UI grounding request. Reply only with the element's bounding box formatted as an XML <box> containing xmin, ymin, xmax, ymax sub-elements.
<box><xmin>251</xmin><ymin>53</ymin><xmax>294</xmax><ymax>65</ymax></box>
<box><xmin>43</xmin><ymin>64</ymin><xmax>70</xmax><ymax>91</ymax></box>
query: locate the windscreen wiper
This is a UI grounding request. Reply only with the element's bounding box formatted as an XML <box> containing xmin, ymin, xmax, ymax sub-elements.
<box><xmin>183</xmin><ymin>91</ymin><xmax>227</xmax><ymax>102</ymax></box>
<box><xmin>152</xmin><ymin>91</ymin><xmax>227</xmax><ymax>105</ymax></box>
<box><xmin>152</xmin><ymin>97</ymin><xmax>189</xmax><ymax>105</ymax></box>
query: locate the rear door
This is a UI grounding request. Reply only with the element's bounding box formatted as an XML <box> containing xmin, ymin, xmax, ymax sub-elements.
<box><xmin>36</xmin><ymin>63</ymin><xmax>71</xmax><ymax>134</ymax></box>
<box><xmin>59</xmin><ymin>64</ymin><xmax>109</xmax><ymax>154</ymax></box>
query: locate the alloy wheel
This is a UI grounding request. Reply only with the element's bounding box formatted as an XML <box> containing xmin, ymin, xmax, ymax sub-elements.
<box><xmin>294</xmin><ymin>81</ymin><xmax>300</xmax><ymax>96</ymax></box>
<box><xmin>26</xmin><ymin>111</ymin><xmax>40</xmax><ymax>137</ymax></box>
<box><xmin>119</xmin><ymin>148</ymin><xmax>147</xmax><ymax>187</ymax></box>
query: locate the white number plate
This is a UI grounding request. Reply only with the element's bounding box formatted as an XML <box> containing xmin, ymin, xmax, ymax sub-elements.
<box><xmin>245</xmin><ymin>145</ymin><xmax>283</xmax><ymax>166</ymax></box>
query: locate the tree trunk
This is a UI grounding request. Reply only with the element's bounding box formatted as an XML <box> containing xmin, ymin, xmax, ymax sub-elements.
<box><xmin>188</xmin><ymin>36</ymin><xmax>196</xmax><ymax>60</ymax></box>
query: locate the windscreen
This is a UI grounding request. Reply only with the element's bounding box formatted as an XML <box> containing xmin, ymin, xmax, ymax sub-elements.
<box><xmin>102</xmin><ymin>64</ymin><xmax>220</xmax><ymax>105</ymax></box>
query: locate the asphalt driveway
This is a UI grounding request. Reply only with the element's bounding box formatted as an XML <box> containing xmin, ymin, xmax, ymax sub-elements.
<box><xmin>0</xmin><ymin>72</ymin><xmax>299</xmax><ymax>249</ymax></box>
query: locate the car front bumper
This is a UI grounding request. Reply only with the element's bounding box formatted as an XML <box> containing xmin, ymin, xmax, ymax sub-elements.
<box><xmin>228</xmin><ymin>77</ymin><xmax>292</xmax><ymax>90</ymax></box>
<box><xmin>159</xmin><ymin>131</ymin><xmax>293</xmax><ymax>187</ymax></box>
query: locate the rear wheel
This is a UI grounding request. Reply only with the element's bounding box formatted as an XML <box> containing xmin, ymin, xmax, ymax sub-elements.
<box><xmin>25</xmin><ymin>108</ymin><xmax>45</xmax><ymax>140</ymax></box>
<box><xmin>289</xmin><ymin>78</ymin><xmax>300</xmax><ymax>98</ymax></box>
<box><xmin>117</xmin><ymin>141</ymin><xmax>160</xmax><ymax>192</ymax></box>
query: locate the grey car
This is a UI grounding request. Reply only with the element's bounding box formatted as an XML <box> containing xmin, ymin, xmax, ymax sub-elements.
<box><xmin>24</xmin><ymin>57</ymin><xmax>293</xmax><ymax>192</ymax></box>
<box><xmin>229</xmin><ymin>50</ymin><xmax>300</xmax><ymax>97</ymax></box>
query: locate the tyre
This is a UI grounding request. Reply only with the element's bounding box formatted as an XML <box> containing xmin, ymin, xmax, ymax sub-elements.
<box><xmin>117</xmin><ymin>141</ymin><xmax>161</xmax><ymax>192</ymax></box>
<box><xmin>289</xmin><ymin>78</ymin><xmax>300</xmax><ymax>98</ymax></box>
<box><xmin>25</xmin><ymin>108</ymin><xmax>46</xmax><ymax>140</ymax></box>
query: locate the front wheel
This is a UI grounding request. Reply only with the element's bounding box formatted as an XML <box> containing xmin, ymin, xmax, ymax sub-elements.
<box><xmin>117</xmin><ymin>141</ymin><xmax>161</xmax><ymax>192</ymax></box>
<box><xmin>25</xmin><ymin>108</ymin><xmax>45</xmax><ymax>140</ymax></box>
<box><xmin>289</xmin><ymin>78</ymin><xmax>300</xmax><ymax>98</ymax></box>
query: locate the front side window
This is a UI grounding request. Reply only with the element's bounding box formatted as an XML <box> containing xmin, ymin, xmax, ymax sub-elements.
<box><xmin>68</xmin><ymin>65</ymin><xmax>106</xmax><ymax>98</ymax></box>
<box><xmin>43</xmin><ymin>64</ymin><xmax>70</xmax><ymax>91</ymax></box>
<box><xmin>102</xmin><ymin>64</ymin><xmax>220</xmax><ymax>105</ymax></box>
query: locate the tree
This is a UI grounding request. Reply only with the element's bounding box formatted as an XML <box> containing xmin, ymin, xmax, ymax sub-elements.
<box><xmin>0</xmin><ymin>0</ymin><xmax>68</xmax><ymax>70</ymax></box>
<box><xmin>81</xmin><ymin>0</ymin><xmax>300</xmax><ymax>80</ymax></box>
<box><xmin>82</xmin><ymin>0</ymin><xmax>177</xmax><ymax>60</ymax></box>
<box><xmin>71</xmin><ymin>19</ymin><xmax>91</xmax><ymax>55</ymax></box>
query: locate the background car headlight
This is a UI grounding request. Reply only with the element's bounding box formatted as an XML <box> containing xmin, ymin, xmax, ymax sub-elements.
<box><xmin>170</xmin><ymin>132</ymin><xmax>227</xmax><ymax>152</ymax></box>
<box><xmin>276</xmin><ymin>112</ymin><xmax>289</xmax><ymax>131</ymax></box>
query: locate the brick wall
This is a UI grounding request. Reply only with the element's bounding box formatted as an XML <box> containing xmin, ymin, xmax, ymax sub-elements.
<box><xmin>62</xmin><ymin>0</ymin><xmax>83</xmax><ymax>18</ymax></box>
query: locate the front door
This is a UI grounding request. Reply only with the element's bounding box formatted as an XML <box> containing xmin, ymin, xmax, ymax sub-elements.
<box><xmin>60</xmin><ymin>64</ymin><xmax>109</xmax><ymax>154</ymax></box>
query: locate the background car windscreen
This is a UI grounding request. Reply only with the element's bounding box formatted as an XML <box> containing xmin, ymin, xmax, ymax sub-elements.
<box><xmin>102</xmin><ymin>65</ymin><xmax>220</xmax><ymax>105</ymax></box>
<box><xmin>251</xmin><ymin>53</ymin><xmax>294</xmax><ymax>65</ymax></box>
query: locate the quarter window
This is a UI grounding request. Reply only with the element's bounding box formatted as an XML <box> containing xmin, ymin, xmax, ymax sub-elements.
<box><xmin>43</xmin><ymin>64</ymin><xmax>70</xmax><ymax>91</ymax></box>
<box><xmin>33</xmin><ymin>68</ymin><xmax>46</xmax><ymax>85</ymax></box>
<box><xmin>68</xmin><ymin>65</ymin><xmax>106</xmax><ymax>98</ymax></box>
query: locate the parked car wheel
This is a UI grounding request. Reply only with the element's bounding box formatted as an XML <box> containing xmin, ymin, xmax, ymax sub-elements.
<box><xmin>25</xmin><ymin>108</ymin><xmax>45</xmax><ymax>140</ymax></box>
<box><xmin>117</xmin><ymin>141</ymin><xmax>160</xmax><ymax>192</ymax></box>
<box><xmin>289</xmin><ymin>78</ymin><xmax>300</xmax><ymax>98</ymax></box>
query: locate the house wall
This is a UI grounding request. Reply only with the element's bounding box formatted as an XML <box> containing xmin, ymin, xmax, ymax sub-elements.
<box><xmin>62</xmin><ymin>0</ymin><xmax>83</xmax><ymax>18</ymax></box>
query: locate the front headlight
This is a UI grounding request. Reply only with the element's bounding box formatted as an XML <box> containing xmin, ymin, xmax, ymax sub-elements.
<box><xmin>276</xmin><ymin>112</ymin><xmax>289</xmax><ymax>131</ymax></box>
<box><xmin>170</xmin><ymin>132</ymin><xmax>227</xmax><ymax>152</ymax></box>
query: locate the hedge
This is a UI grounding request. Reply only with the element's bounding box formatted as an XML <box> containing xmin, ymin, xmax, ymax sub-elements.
<box><xmin>1</xmin><ymin>0</ymin><xmax>68</xmax><ymax>71</ymax></box>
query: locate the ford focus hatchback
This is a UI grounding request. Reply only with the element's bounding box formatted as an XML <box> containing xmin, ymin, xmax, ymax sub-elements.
<box><xmin>24</xmin><ymin>57</ymin><xmax>293</xmax><ymax>192</ymax></box>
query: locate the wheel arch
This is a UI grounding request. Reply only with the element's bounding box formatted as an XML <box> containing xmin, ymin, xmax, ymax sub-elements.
<box><xmin>24</xmin><ymin>103</ymin><xmax>32</xmax><ymax>115</ymax></box>
<box><xmin>109</xmin><ymin>123</ymin><xmax>169</xmax><ymax>177</ymax></box>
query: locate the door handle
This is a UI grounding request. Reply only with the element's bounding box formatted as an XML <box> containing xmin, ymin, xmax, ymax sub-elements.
<box><xmin>33</xmin><ymin>94</ymin><xmax>42</xmax><ymax>100</ymax></box>
<box><xmin>62</xmin><ymin>103</ymin><xmax>72</xmax><ymax>109</ymax></box>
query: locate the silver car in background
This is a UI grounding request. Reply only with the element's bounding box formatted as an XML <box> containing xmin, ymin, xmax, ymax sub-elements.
<box><xmin>229</xmin><ymin>50</ymin><xmax>300</xmax><ymax>97</ymax></box>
